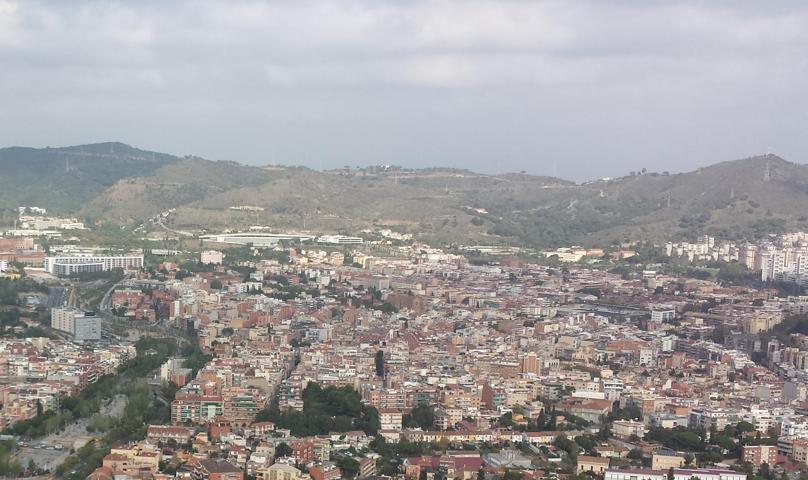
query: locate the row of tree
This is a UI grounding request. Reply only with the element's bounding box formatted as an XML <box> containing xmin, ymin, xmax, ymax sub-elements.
<box><xmin>257</xmin><ymin>383</ymin><xmax>381</xmax><ymax>436</ymax></box>
<box><xmin>3</xmin><ymin>337</ymin><xmax>177</xmax><ymax>438</ymax></box>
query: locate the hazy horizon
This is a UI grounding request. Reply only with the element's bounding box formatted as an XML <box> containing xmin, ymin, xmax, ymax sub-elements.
<box><xmin>0</xmin><ymin>140</ymin><xmax>798</xmax><ymax>184</ymax></box>
<box><xmin>2</xmin><ymin>0</ymin><xmax>807</xmax><ymax>181</ymax></box>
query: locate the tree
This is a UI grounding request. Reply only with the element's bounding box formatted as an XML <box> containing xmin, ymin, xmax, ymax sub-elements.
<box><xmin>684</xmin><ymin>453</ymin><xmax>695</xmax><ymax>466</ymax></box>
<box><xmin>553</xmin><ymin>434</ymin><xmax>578</xmax><ymax>460</ymax></box>
<box><xmin>759</xmin><ymin>462</ymin><xmax>772</xmax><ymax>480</ymax></box>
<box><xmin>502</xmin><ymin>469</ymin><xmax>522</xmax><ymax>480</ymax></box>
<box><xmin>265</xmin><ymin>383</ymin><xmax>380</xmax><ymax>436</ymax></box>
<box><xmin>609</xmin><ymin>402</ymin><xmax>642</xmax><ymax>422</ymax></box>
<box><xmin>596</xmin><ymin>423</ymin><xmax>612</xmax><ymax>441</ymax></box>
<box><xmin>735</xmin><ymin>421</ymin><xmax>756</xmax><ymax>436</ymax></box>
<box><xmin>375</xmin><ymin>350</ymin><xmax>385</xmax><ymax>377</ymax></box>
<box><xmin>627</xmin><ymin>449</ymin><xmax>644</xmax><ymax>461</ymax></box>
<box><xmin>697</xmin><ymin>448</ymin><xmax>724</xmax><ymax>466</ymax></box>
<box><xmin>336</xmin><ymin>456</ymin><xmax>360</xmax><ymax>477</ymax></box>
<box><xmin>575</xmin><ymin>435</ymin><xmax>597</xmax><ymax>454</ymax></box>
<box><xmin>535</xmin><ymin>410</ymin><xmax>548</xmax><ymax>430</ymax></box>
<box><xmin>405</xmin><ymin>405</ymin><xmax>435</xmax><ymax>430</ymax></box>
<box><xmin>375</xmin><ymin>302</ymin><xmax>398</xmax><ymax>314</ymax></box>
<box><xmin>711</xmin><ymin>325</ymin><xmax>730</xmax><ymax>345</ymax></box>
<box><xmin>210</xmin><ymin>279</ymin><xmax>223</xmax><ymax>290</ymax></box>
<box><xmin>646</xmin><ymin>427</ymin><xmax>705</xmax><ymax>452</ymax></box>
<box><xmin>436</xmin><ymin>437</ymin><xmax>450</xmax><ymax>451</ymax></box>
<box><xmin>710</xmin><ymin>434</ymin><xmax>737</xmax><ymax>452</ymax></box>
<box><xmin>275</xmin><ymin>442</ymin><xmax>293</xmax><ymax>458</ymax></box>
<box><xmin>579</xmin><ymin>287</ymin><xmax>602</xmax><ymax>298</ymax></box>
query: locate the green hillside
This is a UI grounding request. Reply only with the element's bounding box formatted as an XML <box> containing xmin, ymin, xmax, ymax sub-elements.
<box><xmin>81</xmin><ymin>157</ymin><xmax>272</xmax><ymax>223</ymax></box>
<box><xmin>1</xmin><ymin>143</ymin><xmax>806</xmax><ymax>248</ymax></box>
<box><xmin>0</xmin><ymin>142</ymin><xmax>175</xmax><ymax>214</ymax></box>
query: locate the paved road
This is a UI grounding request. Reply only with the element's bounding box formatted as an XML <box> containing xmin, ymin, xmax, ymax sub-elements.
<box><xmin>98</xmin><ymin>277</ymin><xmax>125</xmax><ymax>313</ymax></box>
<box><xmin>67</xmin><ymin>286</ymin><xmax>76</xmax><ymax>309</ymax></box>
<box><xmin>157</xmin><ymin>219</ymin><xmax>194</xmax><ymax>237</ymax></box>
<box><xmin>45</xmin><ymin>287</ymin><xmax>68</xmax><ymax>309</ymax></box>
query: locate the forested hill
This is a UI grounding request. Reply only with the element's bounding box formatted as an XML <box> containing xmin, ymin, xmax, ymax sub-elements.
<box><xmin>0</xmin><ymin>142</ymin><xmax>175</xmax><ymax>213</ymax></box>
<box><xmin>1</xmin><ymin>143</ymin><xmax>807</xmax><ymax>248</ymax></box>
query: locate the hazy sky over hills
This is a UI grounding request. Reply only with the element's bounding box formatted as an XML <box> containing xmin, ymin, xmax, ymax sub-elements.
<box><xmin>1</xmin><ymin>0</ymin><xmax>806</xmax><ymax>180</ymax></box>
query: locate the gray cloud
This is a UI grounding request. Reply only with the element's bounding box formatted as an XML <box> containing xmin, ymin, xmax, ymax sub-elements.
<box><xmin>1</xmin><ymin>0</ymin><xmax>807</xmax><ymax>180</ymax></box>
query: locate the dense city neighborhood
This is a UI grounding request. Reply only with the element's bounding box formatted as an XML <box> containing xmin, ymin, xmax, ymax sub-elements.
<box><xmin>3</xmin><ymin>1</ymin><xmax>807</xmax><ymax>478</ymax></box>
<box><xmin>4</xmin><ymin>212</ymin><xmax>808</xmax><ymax>480</ymax></box>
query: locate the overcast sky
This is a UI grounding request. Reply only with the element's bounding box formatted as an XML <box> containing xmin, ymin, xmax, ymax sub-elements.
<box><xmin>1</xmin><ymin>0</ymin><xmax>807</xmax><ymax>180</ymax></box>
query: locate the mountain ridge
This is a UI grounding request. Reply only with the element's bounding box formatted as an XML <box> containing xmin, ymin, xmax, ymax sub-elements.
<box><xmin>0</xmin><ymin>143</ymin><xmax>806</xmax><ymax>248</ymax></box>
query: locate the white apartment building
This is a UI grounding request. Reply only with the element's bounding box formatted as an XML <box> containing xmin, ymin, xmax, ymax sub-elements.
<box><xmin>742</xmin><ymin>407</ymin><xmax>775</xmax><ymax>434</ymax></box>
<box><xmin>51</xmin><ymin>307</ymin><xmax>101</xmax><ymax>341</ymax></box>
<box><xmin>74</xmin><ymin>315</ymin><xmax>102</xmax><ymax>342</ymax></box>
<box><xmin>200</xmin><ymin>250</ymin><xmax>224</xmax><ymax>265</ymax></box>
<box><xmin>650</xmin><ymin>309</ymin><xmax>675</xmax><ymax>323</ymax></box>
<box><xmin>605</xmin><ymin>469</ymin><xmax>666</xmax><ymax>480</ymax></box>
<box><xmin>317</xmin><ymin>235</ymin><xmax>364</xmax><ymax>245</ymax></box>
<box><xmin>672</xmin><ymin>470</ymin><xmax>746</xmax><ymax>480</ymax></box>
<box><xmin>781</xmin><ymin>416</ymin><xmax>808</xmax><ymax>438</ymax></box>
<box><xmin>51</xmin><ymin>307</ymin><xmax>79</xmax><ymax>333</ymax></box>
<box><xmin>612</xmin><ymin>420</ymin><xmax>647</xmax><ymax>438</ymax></box>
<box><xmin>44</xmin><ymin>254</ymin><xmax>144</xmax><ymax>276</ymax></box>
<box><xmin>759</xmin><ymin>247</ymin><xmax>808</xmax><ymax>282</ymax></box>
<box><xmin>602</xmin><ymin>378</ymin><xmax>624</xmax><ymax>401</ymax></box>
<box><xmin>606</xmin><ymin>469</ymin><xmax>745</xmax><ymax>480</ymax></box>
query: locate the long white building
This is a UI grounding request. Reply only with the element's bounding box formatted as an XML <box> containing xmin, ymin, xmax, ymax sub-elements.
<box><xmin>44</xmin><ymin>254</ymin><xmax>144</xmax><ymax>276</ymax></box>
<box><xmin>317</xmin><ymin>235</ymin><xmax>364</xmax><ymax>245</ymax></box>
<box><xmin>605</xmin><ymin>469</ymin><xmax>745</xmax><ymax>480</ymax></box>
<box><xmin>200</xmin><ymin>232</ymin><xmax>314</xmax><ymax>247</ymax></box>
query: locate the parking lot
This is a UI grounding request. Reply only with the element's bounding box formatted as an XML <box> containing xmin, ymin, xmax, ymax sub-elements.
<box><xmin>15</xmin><ymin>442</ymin><xmax>69</xmax><ymax>473</ymax></box>
<box><xmin>13</xmin><ymin>394</ymin><xmax>127</xmax><ymax>473</ymax></box>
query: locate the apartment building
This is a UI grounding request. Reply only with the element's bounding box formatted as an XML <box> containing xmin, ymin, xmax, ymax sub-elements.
<box><xmin>44</xmin><ymin>253</ymin><xmax>144</xmax><ymax>276</ymax></box>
